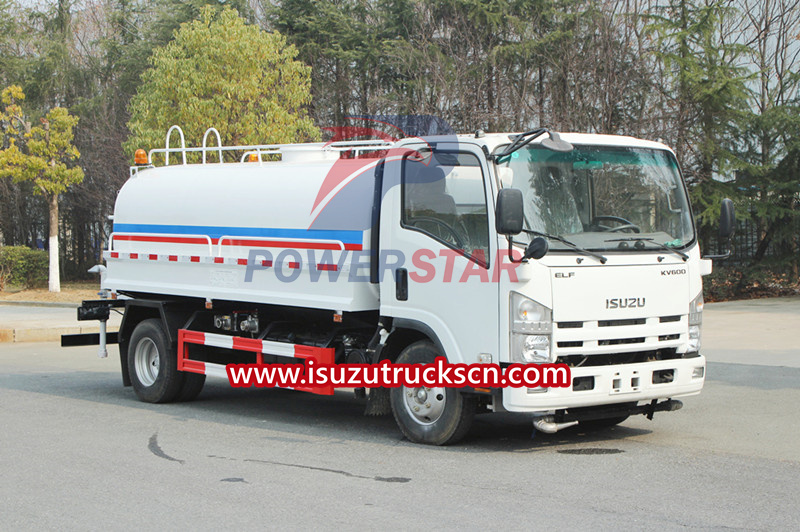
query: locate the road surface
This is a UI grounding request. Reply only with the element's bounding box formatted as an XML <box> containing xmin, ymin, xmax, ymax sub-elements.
<box><xmin>1</xmin><ymin>297</ymin><xmax>798</xmax><ymax>529</ymax></box>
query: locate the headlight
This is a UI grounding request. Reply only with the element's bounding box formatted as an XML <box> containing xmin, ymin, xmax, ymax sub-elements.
<box><xmin>512</xmin><ymin>333</ymin><xmax>552</xmax><ymax>363</ymax></box>
<box><xmin>688</xmin><ymin>325</ymin><xmax>701</xmax><ymax>352</ymax></box>
<box><xmin>511</xmin><ymin>293</ymin><xmax>553</xmax><ymax>363</ymax></box>
<box><xmin>511</xmin><ymin>292</ymin><xmax>551</xmax><ymax>333</ymax></box>
<box><xmin>688</xmin><ymin>292</ymin><xmax>703</xmax><ymax>351</ymax></box>
<box><xmin>689</xmin><ymin>292</ymin><xmax>704</xmax><ymax>326</ymax></box>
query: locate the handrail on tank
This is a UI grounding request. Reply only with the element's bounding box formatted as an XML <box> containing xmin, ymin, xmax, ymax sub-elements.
<box><xmin>141</xmin><ymin>125</ymin><xmax>395</xmax><ymax>170</ymax></box>
<box><xmin>202</xmin><ymin>127</ymin><xmax>223</xmax><ymax>164</ymax></box>
<box><xmin>108</xmin><ymin>232</ymin><xmax>214</xmax><ymax>256</ymax></box>
<box><xmin>327</xmin><ymin>140</ymin><xmax>393</xmax><ymax>149</ymax></box>
<box><xmin>217</xmin><ymin>235</ymin><xmax>346</xmax><ymax>256</ymax></box>
<box><xmin>165</xmin><ymin>125</ymin><xmax>187</xmax><ymax>166</ymax></box>
<box><xmin>240</xmin><ymin>148</ymin><xmax>283</xmax><ymax>163</ymax></box>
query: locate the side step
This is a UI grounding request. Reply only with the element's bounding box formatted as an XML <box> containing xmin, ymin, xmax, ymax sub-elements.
<box><xmin>177</xmin><ymin>329</ymin><xmax>336</xmax><ymax>395</ymax></box>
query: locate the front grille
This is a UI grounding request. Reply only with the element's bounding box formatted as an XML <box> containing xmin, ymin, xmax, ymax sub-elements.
<box><xmin>557</xmin><ymin>348</ymin><xmax>685</xmax><ymax>367</ymax></box>
<box><xmin>598</xmin><ymin>318</ymin><xmax>646</xmax><ymax>327</ymax></box>
<box><xmin>557</xmin><ymin>340</ymin><xmax>584</xmax><ymax>348</ymax></box>
<box><xmin>598</xmin><ymin>337</ymin><xmax>646</xmax><ymax>346</ymax></box>
<box><xmin>552</xmin><ymin>314</ymin><xmax>686</xmax><ymax>355</ymax></box>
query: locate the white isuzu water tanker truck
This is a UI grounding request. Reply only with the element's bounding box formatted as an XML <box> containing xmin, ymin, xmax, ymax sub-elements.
<box><xmin>63</xmin><ymin>125</ymin><xmax>735</xmax><ymax>445</ymax></box>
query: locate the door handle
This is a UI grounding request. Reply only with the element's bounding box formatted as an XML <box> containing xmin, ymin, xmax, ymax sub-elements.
<box><xmin>395</xmin><ymin>268</ymin><xmax>408</xmax><ymax>301</ymax></box>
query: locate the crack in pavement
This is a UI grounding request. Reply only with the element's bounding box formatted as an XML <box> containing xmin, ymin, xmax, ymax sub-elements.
<box><xmin>207</xmin><ymin>455</ymin><xmax>409</xmax><ymax>483</ymax></box>
<box><xmin>148</xmin><ymin>433</ymin><xmax>184</xmax><ymax>464</ymax></box>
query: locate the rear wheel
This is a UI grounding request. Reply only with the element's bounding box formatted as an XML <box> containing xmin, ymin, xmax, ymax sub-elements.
<box><xmin>176</xmin><ymin>372</ymin><xmax>206</xmax><ymax>402</ymax></box>
<box><xmin>390</xmin><ymin>340</ymin><xmax>476</xmax><ymax>445</ymax></box>
<box><xmin>128</xmin><ymin>319</ymin><xmax>184</xmax><ymax>403</ymax></box>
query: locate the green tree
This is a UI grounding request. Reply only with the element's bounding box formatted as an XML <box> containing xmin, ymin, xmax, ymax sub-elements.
<box><xmin>125</xmin><ymin>7</ymin><xmax>318</xmax><ymax>159</ymax></box>
<box><xmin>0</xmin><ymin>85</ymin><xmax>84</xmax><ymax>292</ymax></box>
<box><xmin>648</xmin><ymin>0</ymin><xmax>750</xmax><ymax>230</ymax></box>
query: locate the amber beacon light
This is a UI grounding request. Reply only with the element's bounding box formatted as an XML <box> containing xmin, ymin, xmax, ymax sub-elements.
<box><xmin>134</xmin><ymin>149</ymin><xmax>148</xmax><ymax>165</ymax></box>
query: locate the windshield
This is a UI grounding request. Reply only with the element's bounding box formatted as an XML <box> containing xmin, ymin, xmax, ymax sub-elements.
<box><xmin>495</xmin><ymin>145</ymin><xmax>695</xmax><ymax>251</ymax></box>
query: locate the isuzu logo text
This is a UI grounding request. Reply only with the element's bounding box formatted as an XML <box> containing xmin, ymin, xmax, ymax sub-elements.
<box><xmin>605</xmin><ymin>297</ymin><xmax>646</xmax><ymax>309</ymax></box>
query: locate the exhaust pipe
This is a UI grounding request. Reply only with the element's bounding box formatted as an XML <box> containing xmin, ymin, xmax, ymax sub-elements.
<box><xmin>532</xmin><ymin>415</ymin><xmax>578</xmax><ymax>434</ymax></box>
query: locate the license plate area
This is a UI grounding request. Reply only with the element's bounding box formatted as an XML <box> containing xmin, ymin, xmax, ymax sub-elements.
<box><xmin>610</xmin><ymin>369</ymin><xmax>641</xmax><ymax>394</ymax></box>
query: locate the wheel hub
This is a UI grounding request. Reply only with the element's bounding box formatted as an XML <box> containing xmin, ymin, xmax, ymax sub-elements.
<box><xmin>403</xmin><ymin>386</ymin><xmax>446</xmax><ymax>425</ymax></box>
<box><xmin>134</xmin><ymin>337</ymin><xmax>160</xmax><ymax>387</ymax></box>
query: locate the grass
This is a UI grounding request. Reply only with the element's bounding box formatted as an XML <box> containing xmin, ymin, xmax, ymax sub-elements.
<box><xmin>0</xmin><ymin>281</ymin><xmax>101</xmax><ymax>304</ymax></box>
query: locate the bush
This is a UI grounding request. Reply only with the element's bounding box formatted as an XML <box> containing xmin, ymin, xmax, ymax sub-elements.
<box><xmin>704</xmin><ymin>264</ymin><xmax>800</xmax><ymax>302</ymax></box>
<box><xmin>0</xmin><ymin>246</ymin><xmax>48</xmax><ymax>290</ymax></box>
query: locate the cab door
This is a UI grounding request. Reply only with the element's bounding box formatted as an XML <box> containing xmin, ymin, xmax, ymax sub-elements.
<box><xmin>379</xmin><ymin>142</ymin><xmax>500</xmax><ymax>364</ymax></box>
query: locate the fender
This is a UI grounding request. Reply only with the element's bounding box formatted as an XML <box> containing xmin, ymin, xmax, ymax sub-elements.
<box><xmin>390</xmin><ymin>317</ymin><xmax>447</xmax><ymax>357</ymax></box>
<box><xmin>118</xmin><ymin>298</ymin><xmax>195</xmax><ymax>386</ymax></box>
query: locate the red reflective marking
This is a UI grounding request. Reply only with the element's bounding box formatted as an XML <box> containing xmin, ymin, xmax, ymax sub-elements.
<box><xmin>177</xmin><ymin>329</ymin><xmax>207</xmax><ymax>374</ymax></box>
<box><xmin>232</xmin><ymin>336</ymin><xmax>263</xmax><ymax>353</ymax></box>
<box><xmin>149</xmin><ymin>254</ymin><xmax>158</xmax><ymax>261</ymax></box>
<box><xmin>288</xmin><ymin>262</ymin><xmax>300</xmax><ymax>269</ymax></box>
<box><xmin>294</xmin><ymin>344</ymin><xmax>335</xmax><ymax>364</ymax></box>
<box><xmin>214</xmin><ymin>257</ymin><xmax>224</xmax><ymax>264</ymax></box>
<box><xmin>317</xmin><ymin>264</ymin><xmax>338</xmax><ymax>271</ymax></box>
<box><xmin>130</xmin><ymin>253</ymin><xmax>138</xmax><ymax>259</ymax></box>
<box><xmin>181</xmin><ymin>360</ymin><xmax>206</xmax><ymax>374</ymax></box>
<box><xmin>223</xmin><ymin>238</ymin><xmax>345</xmax><ymax>250</ymax></box>
<box><xmin>114</xmin><ymin>234</ymin><xmax>362</xmax><ymax>251</ymax></box>
<box><xmin>237</xmin><ymin>258</ymin><xmax>248</xmax><ymax>265</ymax></box>
<box><xmin>168</xmin><ymin>255</ymin><xmax>178</xmax><ymax>261</ymax></box>
<box><xmin>261</xmin><ymin>260</ymin><xmax>273</xmax><ymax>267</ymax></box>
<box><xmin>110</xmin><ymin>252</ymin><xmax>119</xmax><ymax>258</ymax></box>
<box><xmin>181</xmin><ymin>330</ymin><xmax>206</xmax><ymax>344</ymax></box>
<box><xmin>190</xmin><ymin>256</ymin><xmax>200</xmax><ymax>262</ymax></box>
<box><xmin>115</xmin><ymin>235</ymin><xmax>209</xmax><ymax>245</ymax></box>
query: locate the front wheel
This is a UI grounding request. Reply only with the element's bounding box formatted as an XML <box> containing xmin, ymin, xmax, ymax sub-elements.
<box><xmin>390</xmin><ymin>340</ymin><xmax>476</xmax><ymax>445</ymax></box>
<box><xmin>128</xmin><ymin>319</ymin><xmax>185</xmax><ymax>403</ymax></box>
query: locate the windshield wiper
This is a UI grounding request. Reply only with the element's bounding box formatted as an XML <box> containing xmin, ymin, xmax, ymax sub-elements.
<box><xmin>605</xmin><ymin>237</ymin><xmax>689</xmax><ymax>261</ymax></box>
<box><xmin>493</xmin><ymin>128</ymin><xmax>573</xmax><ymax>162</ymax></box>
<box><xmin>523</xmin><ymin>229</ymin><xmax>608</xmax><ymax>264</ymax></box>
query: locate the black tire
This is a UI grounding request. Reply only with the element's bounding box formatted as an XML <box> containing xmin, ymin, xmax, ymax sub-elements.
<box><xmin>127</xmin><ymin>318</ymin><xmax>184</xmax><ymax>403</ymax></box>
<box><xmin>176</xmin><ymin>372</ymin><xmax>206</xmax><ymax>402</ymax></box>
<box><xmin>579</xmin><ymin>415</ymin><xmax>629</xmax><ymax>430</ymax></box>
<box><xmin>390</xmin><ymin>340</ymin><xmax>476</xmax><ymax>445</ymax></box>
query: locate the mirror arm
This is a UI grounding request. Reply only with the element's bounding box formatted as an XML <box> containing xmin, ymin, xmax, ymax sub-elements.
<box><xmin>702</xmin><ymin>237</ymin><xmax>733</xmax><ymax>260</ymax></box>
<box><xmin>702</xmin><ymin>249</ymin><xmax>731</xmax><ymax>260</ymax></box>
<box><xmin>506</xmin><ymin>237</ymin><xmax>528</xmax><ymax>263</ymax></box>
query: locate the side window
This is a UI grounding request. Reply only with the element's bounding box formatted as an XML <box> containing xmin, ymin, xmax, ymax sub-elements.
<box><xmin>402</xmin><ymin>151</ymin><xmax>490</xmax><ymax>266</ymax></box>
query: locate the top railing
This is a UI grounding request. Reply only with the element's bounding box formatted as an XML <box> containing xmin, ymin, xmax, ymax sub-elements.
<box><xmin>134</xmin><ymin>125</ymin><xmax>394</xmax><ymax>172</ymax></box>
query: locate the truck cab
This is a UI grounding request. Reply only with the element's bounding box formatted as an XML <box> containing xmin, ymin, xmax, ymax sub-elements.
<box><xmin>379</xmin><ymin>132</ymin><xmax>719</xmax><ymax>423</ymax></box>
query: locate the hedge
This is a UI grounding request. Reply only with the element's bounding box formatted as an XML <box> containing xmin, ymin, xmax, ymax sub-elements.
<box><xmin>0</xmin><ymin>246</ymin><xmax>49</xmax><ymax>290</ymax></box>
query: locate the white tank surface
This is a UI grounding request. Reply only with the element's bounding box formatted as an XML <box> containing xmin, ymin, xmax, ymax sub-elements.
<box><xmin>104</xmin><ymin>150</ymin><xmax>385</xmax><ymax>312</ymax></box>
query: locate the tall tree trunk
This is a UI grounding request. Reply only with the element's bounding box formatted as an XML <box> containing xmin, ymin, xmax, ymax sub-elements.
<box><xmin>48</xmin><ymin>194</ymin><xmax>60</xmax><ymax>292</ymax></box>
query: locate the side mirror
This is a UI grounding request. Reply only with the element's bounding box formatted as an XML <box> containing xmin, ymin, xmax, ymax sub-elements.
<box><xmin>703</xmin><ymin>198</ymin><xmax>736</xmax><ymax>260</ymax></box>
<box><xmin>719</xmin><ymin>198</ymin><xmax>735</xmax><ymax>240</ymax></box>
<box><xmin>496</xmin><ymin>188</ymin><xmax>523</xmax><ymax>236</ymax></box>
<box><xmin>524</xmin><ymin>237</ymin><xmax>549</xmax><ymax>260</ymax></box>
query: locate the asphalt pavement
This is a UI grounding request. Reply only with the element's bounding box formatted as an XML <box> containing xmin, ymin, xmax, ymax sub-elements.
<box><xmin>0</xmin><ymin>297</ymin><xmax>798</xmax><ymax>529</ymax></box>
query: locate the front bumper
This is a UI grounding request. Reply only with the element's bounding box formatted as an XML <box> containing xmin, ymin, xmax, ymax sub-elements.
<box><xmin>502</xmin><ymin>355</ymin><xmax>705</xmax><ymax>412</ymax></box>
